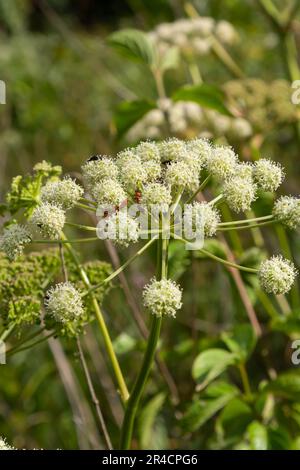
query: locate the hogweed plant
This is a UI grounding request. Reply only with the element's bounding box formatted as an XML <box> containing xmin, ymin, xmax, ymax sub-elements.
<box><xmin>1</xmin><ymin>137</ymin><xmax>300</xmax><ymax>449</ymax></box>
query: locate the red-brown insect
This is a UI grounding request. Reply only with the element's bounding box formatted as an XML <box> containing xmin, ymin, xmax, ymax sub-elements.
<box><xmin>134</xmin><ymin>190</ymin><xmax>142</xmax><ymax>204</ymax></box>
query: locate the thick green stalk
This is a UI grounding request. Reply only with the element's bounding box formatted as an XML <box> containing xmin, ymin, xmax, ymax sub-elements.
<box><xmin>119</xmin><ymin>227</ymin><xmax>167</xmax><ymax>449</ymax></box>
<box><xmin>61</xmin><ymin>232</ymin><xmax>129</xmax><ymax>403</ymax></box>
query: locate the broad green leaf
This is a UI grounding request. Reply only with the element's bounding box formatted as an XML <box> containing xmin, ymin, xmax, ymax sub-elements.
<box><xmin>138</xmin><ymin>393</ymin><xmax>166</xmax><ymax>449</ymax></box>
<box><xmin>192</xmin><ymin>349</ymin><xmax>237</xmax><ymax>390</ymax></box>
<box><xmin>113</xmin><ymin>100</ymin><xmax>156</xmax><ymax>137</ymax></box>
<box><xmin>265</xmin><ymin>371</ymin><xmax>300</xmax><ymax>401</ymax></box>
<box><xmin>217</xmin><ymin>398</ymin><xmax>253</xmax><ymax>438</ymax></box>
<box><xmin>160</xmin><ymin>47</ymin><xmax>180</xmax><ymax>72</ymax></box>
<box><xmin>247</xmin><ymin>421</ymin><xmax>268</xmax><ymax>450</ymax></box>
<box><xmin>113</xmin><ymin>332</ymin><xmax>136</xmax><ymax>355</ymax></box>
<box><xmin>271</xmin><ymin>314</ymin><xmax>300</xmax><ymax>336</ymax></box>
<box><xmin>222</xmin><ymin>324</ymin><xmax>257</xmax><ymax>361</ymax></box>
<box><xmin>107</xmin><ymin>29</ymin><xmax>156</xmax><ymax>65</ymax></box>
<box><xmin>172</xmin><ymin>84</ymin><xmax>232</xmax><ymax>116</ymax></box>
<box><xmin>268</xmin><ymin>427</ymin><xmax>291</xmax><ymax>450</ymax></box>
<box><xmin>181</xmin><ymin>381</ymin><xmax>238</xmax><ymax>432</ymax></box>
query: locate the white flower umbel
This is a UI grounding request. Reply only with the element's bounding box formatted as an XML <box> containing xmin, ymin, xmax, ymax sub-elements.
<box><xmin>185</xmin><ymin>138</ymin><xmax>212</xmax><ymax>170</ymax></box>
<box><xmin>45</xmin><ymin>282</ymin><xmax>84</xmax><ymax>323</ymax></box>
<box><xmin>234</xmin><ymin>162</ymin><xmax>254</xmax><ymax>181</ymax></box>
<box><xmin>116</xmin><ymin>148</ymin><xmax>139</xmax><ymax>167</ymax></box>
<box><xmin>185</xmin><ymin>201</ymin><xmax>220</xmax><ymax>238</ymax></box>
<box><xmin>253</xmin><ymin>159</ymin><xmax>284</xmax><ymax>192</ymax></box>
<box><xmin>31</xmin><ymin>203</ymin><xmax>65</xmax><ymax>239</ymax></box>
<box><xmin>142</xmin><ymin>182</ymin><xmax>172</xmax><ymax>207</ymax></box>
<box><xmin>0</xmin><ymin>224</ymin><xmax>31</xmax><ymax>261</ymax></box>
<box><xmin>143</xmin><ymin>278</ymin><xmax>182</xmax><ymax>318</ymax></box>
<box><xmin>273</xmin><ymin>196</ymin><xmax>300</xmax><ymax>230</ymax></box>
<box><xmin>144</xmin><ymin>160</ymin><xmax>162</xmax><ymax>182</ymax></box>
<box><xmin>136</xmin><ymin>141</ymin><xmax>160</xmax><ymax>163</ymax></box>
<box><xmin>159</xmin><ymin>138</ymin><xmax>187</xmax><ymax>163</ymax></box>
<box><xmin>92</xmin><ymin>178</ymin><xmax>127</xmax><ymax>207</ymax></box>
<box><xmin>41</xmin><ymin>177</ymin><xmax>84</xmax><ymax>210</ymax></box>
<box><xmin>223</xmin><ymin>176</ymin><xmax>257</xmax><ymax>212</ymax></box>
<box><xmin>120</xmin><ymin>160</ymin><xmax>147</xmax><ymax>191</ymax></box>
<box><xmin>99</xmin><ymin>211</ymin><xmax>140</xmax><ymax>247</ymax></box>
<box><xmin>0</xmin><ymin>437</ymin><xmax>14</xmax><ymax>450</ymax></box>
<box><xmin>207</xmin><ymin>145</ymin><xmax>238</xmax><ymax>181</ymax></box>
<box><xmin>165</xmin><ymin>161</ymin><xmax>199</xmax><ymax>192</ymax></box>
<box><xmin>82</xmin><ymin>156</ymin><xmax>119</xmax><ymax>191</ymax></box>
<box><xmin>258</xmin><ymin>255</ymin><xmax>298</xmax><ymax>295</ymax></box>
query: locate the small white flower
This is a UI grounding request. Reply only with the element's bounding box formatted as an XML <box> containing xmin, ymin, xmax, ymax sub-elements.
<box><xmin>82</xmin><ymin>156</ymin><xmax>119</xmax><ymax>191</ymax></box>
<box><xmin>116</xmin><ymin>148</ymin><xmax>139</xmax><ymax>167</ymax></box>
<box><xmin>0</xmin><ymin>224</ymin><xmax>31</xmax><ymax>261</ymax></box>
<box><xmin>258</xmin><ymin>255</ymin><xmax>298</xmax><ymax>295</ymax></box>
<box><xmin>120</xmin><ymin>160</ymin><xmax>148</xmax><ymax>191</ymax></box>
<box><xmin>41</xmin><ymin>177</ymin><xmax>84</xmax><ymax>210</ymax></box>
<box><xmin>143</xmin><ymin>160</ymin><xmax>162</xmax><ymax>181</ymax></box>
<box><xmin>165</xmin><ymin>160</ymin><xmax>199</xmax><ymax>191</ymax></box>
<box><xmin>215</xmin><ymin>20</ymin><xmax>237</xmax><ymax>44</ymax></box>
<box><xmin>206</xmin><ymin>145</ymin><xmax>238</xmax><ymax>181</ymax></box>
<box><xmin>45</xmin><ymin>282</ymin><xmax>84</xmax><ymax>323</ymax></box>
<box><xmin>185</xmin><ymin>202</ymin><xmax>221</xmax><ymax>238</ymax></box>
<box><xmin>92</xmin><ymin>179</ymin><xmax>127</xmax><ymax>207</ymax></box>
<box><xmin>142</xmin><ymin>182</ymin><xmax>172</xmax><ymax>207</ymax></box>
<box><xmin>100</xmin><ymin>212</ymin><xmax>140</xmax><ymax>247</ymax></box>
<box><xmin>0</xmin><ymin>437</ymin><xmax>14</xmax><ymax>450</ymax></box>
<box><xmin>273</xmin><ymin>195</ymin><xmax>300</xmax><ymax>229</ymax></box>
<box><xmin>136</xmin><ymin>141</ymin><xmax>160</xmax><ymax>162</ymax></box>
<box><xmin>185</xmin><ymin>138</ymin><xmax>212</xmax><ymax>170</ymax></box>
<box><xmin>234</xmin><ymin>162</ymin><xmax>254</xmax><ymax>181</ymax></box>
<box><xmin>230</xmin><ymin>118</ymin><xmax>253</xmax><ymax>139</ymax></box>
<box><xmin>31</xmin><ymin>203</ymin><xmax>65</xmax><ymax>239</ymax></box>
<box><xmin>143</xmin><ymin>278</ymin><xmax>182</xmax><ymax>318</ymax></box>
<box><xmin>158</xmin><ymin>138</ymin><xmax>188</xmax><ymax>163</ymax></box>
<box><xmin>253</xmin><ymin>159</ymin><xmax>285</xmax><ymax>192</ymax></box>
<box><xmin>223</xmin><ymin>176</ymin><xmax>257</xmax><ymax>212</ymax></box>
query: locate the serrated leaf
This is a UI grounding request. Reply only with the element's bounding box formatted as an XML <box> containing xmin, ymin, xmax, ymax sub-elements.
<box><xmin>113</xmin><ymin>100</ymin><xmax>156</xmax><ymax>137</ymax></box>
<box><xmin>247</xmin><ymin>421</ymin><xmax>268</xmax><ymax>450</ymax></box>
<box><xmin>138</xmin><ymin>393</ymin><xmax>166</xmax><ymax>449</ymax></box>
<box><xmin>172</xmin><ymin>84</ymin><xmax>232</xmax><ymax>116</ymax></box>
<box><xmin>222</xmin><ymin>324</ymin><xmax>257</xmax><ymax>361</ymax></box>
<box><xmin>192</xmin><ymin>349</ymin><xmax>237</xmax><ymax>390</ymax></box>
<box><xmin>107</xmin><ymin>28</ymin><xmax>156</xmax><ymax>65</ymax></box>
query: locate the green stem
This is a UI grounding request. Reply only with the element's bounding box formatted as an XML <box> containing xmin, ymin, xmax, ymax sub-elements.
<box><xmin>238</xmin><ymin>363</ymin><xmax>252</xmax><ymax>399</ymax></box>
<box><xmin>217</xmin><ymin>220</ymin><xmax>276</xmax><ymax>232</ymax></box>
<box><xmin>83</xmin><ymin>237</ymin><xmax>157</xmax><ymax>298</ymax></box>
<box><xmin>61</xmin><ymin>232</ymin><xmax>129</xmax><ymax>404</ymax></box>
<box><xmin>75</xmin><ymin>202</ymin><xmax>96</xmax><ymax>212</ymax></box>
<box><xmin>33</xmin><ymin>237</ymin><xmax>99</xmax><ymax>244</ymax></box>
<box><xmin>7</xmin><ymin>332</ymin><xmax>56</xmax><ymax>356</ymax></box>
<box><xmin>65</xmin><ymin>222</ymin><xmax>97</xmax><ymax>232</ymax></box>
<box><xmin>218</xmin><ymin>215</ymin><xmax>274</xmax><ymax>226</ymax></box>
<box><xmin>186</xmin><ymin>175</ymin><xmax>211</xmax><ymax>204</ymax></box>
<box><xmin>276</xmin><ymin>225</ymin><xmax>300</xmax><ymax>308</ymax></box>
<box><xmin>119</xmin><ymin>222</ymin><xmax>168</xmax><ymax>449</ymax></box>
<box><xmin>0</xmin><ymin>323</ymin><xmax>15</xmax><ymax>342</ymax></box>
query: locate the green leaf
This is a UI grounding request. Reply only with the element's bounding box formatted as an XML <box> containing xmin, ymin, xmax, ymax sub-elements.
<box><xmin>181</xmin><ymin>381</ymin><xmax>238</xmax><ymax>432</ymax></box>
<box><xmin>138</xmin><ymin>393</ymin><xmax>166</xmax><ymax>449</ymax></box>
<box><xmin>265</xmin><ymin>371</ymin><xmax>300</xmax><ymax>401</ymax></box>
<box><xmin>217</xmin><ymin>398</ymin><xmax>253</xmax><ymax>438</ymax></box>
<box><xmin>113</xmin><ymin>332</ymin><xmax>137</xmax><ymax>355</ymax></box>
<box><xmin>192</xmin><ymin>349</ymin><xmax>237</xmax><ymax>390</ymax></box>
<box><xmin>172</xmin><ymin>84</ymin><xmax>232</xmax><ymax>116</ymax></box>
<box><xmin>271</xmin><ymin>313</ymin><xmax>300</xmax><ymax>336</ymax></box>
<box><xmin>107</xmin><ymin>28</ymin><xmax>156</xmax><ymax>66</ymax></box>
<box><xmin>113</xmin><ymin>100</ymin><xmax>156</xmax><ymax>137</ymax></box>
<box><xmin>268</xmin><ymin>427</ymin><xmax>291</xmax><ymax>450</ymax></box>
<box><xmin>160</xmin><ymin>47</ymin><xmax>180</xmax><ymax>72</ymax></box>
<box><xmin>247</xmin><ymin>421</ymin><xmax>268</xmax><ymax>450</ymax></box>
<box><xmin>222</xmin><ymin>324</ymin><xmax>257</xmax><ymax>362</ymax></box>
